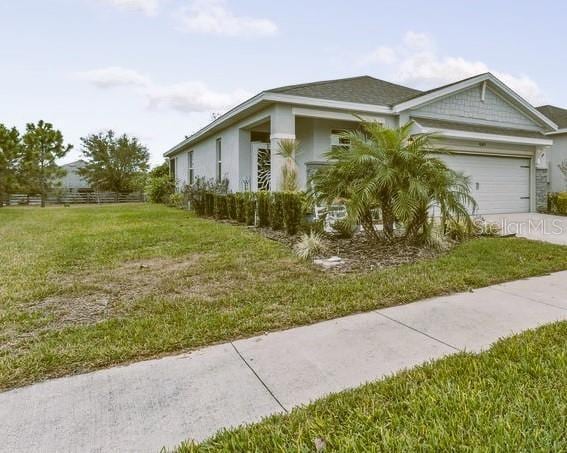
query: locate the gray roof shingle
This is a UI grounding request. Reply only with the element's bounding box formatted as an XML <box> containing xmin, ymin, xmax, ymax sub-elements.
<box><xmin>536</xmin><ymin>105</ymin><xmax>567</xmax><ymax>129</ymax></box>
<box><xmin>267</xmin><ymin>75</ymin><xmax>422</xmax><ymax>106</ymax></box>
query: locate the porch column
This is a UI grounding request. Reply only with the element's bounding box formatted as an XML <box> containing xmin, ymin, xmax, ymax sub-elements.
<box><xmin>535</xmin><ymin>146</ymin><xmax>550</xmax><ymax>212</ymax></box>
<box><xmin>270</xmin><ymin>104</ymin><xmax>295</xmax><ymax>191</ymax></box>
<box><xmin>238</xmin><ymin>128</ymin><xmax>251</xmax><ymax>191</ymax></box>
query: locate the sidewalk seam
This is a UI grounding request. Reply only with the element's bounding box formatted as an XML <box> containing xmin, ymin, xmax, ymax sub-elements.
<box><xmin>230</xmin><ymin>342</ymin><xmax>289</xmax><ymax>414</ymax></box>
<box><xmin>373</xmin><ymin>311</ymin><xmax>462</xmax><ymax>352</ymax></box>
<box><xmin>489</xmin><ymin>286</ymin><xmax>567</xmax><ymax>312</ymax></box>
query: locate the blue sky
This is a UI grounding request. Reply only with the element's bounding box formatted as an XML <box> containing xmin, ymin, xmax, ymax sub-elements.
<box><xmin>1</xmin><ymin>0</ymin><xmax>566</xmax><ymax>166</ymax></box>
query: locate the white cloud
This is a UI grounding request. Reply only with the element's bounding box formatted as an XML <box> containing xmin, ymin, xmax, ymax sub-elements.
<box><xmin>76</xmin><ymin>67</ymin><xmax>151</xmax><ymax>88</ymax></box>
<box><xmin>178</xmin><ymin>0</ymin><xmax>278</xmax><ymax>36</ymax></box>
<box><xmin>99</xmin><ymin>0</ymin><xmax>161</xmax><ymax>16</ymax></box>
<box><xmin>360</xmin><ymin>32</ymin><xmax>545</xmax><ymax>105</ymax></box>
<box><xmin>358</xmin><ymin>46</ymin><xmax>397</xmax><ymax>66</ymax></box>
<box><xmin>77</xmin><ymin>66</ymin><xmax>250</xmax><ymax>113</ymax></box>
<box><xmin>147</xmin><ymin>81</ymin><xmax>250</xmax><ymax>112</ymax></box>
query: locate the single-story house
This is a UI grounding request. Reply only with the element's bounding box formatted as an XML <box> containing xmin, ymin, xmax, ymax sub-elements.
<box><xmin>164</xmin><ymin>73</ymin><xmax>559</xmax><ymax>215</ymax></box>
<box><xmin>536</xmin><ymin>105</ymin><xmax>567</xmax><ymax>193</ymax></box>
<box><xmin>59</xmin><ymin>160</ymin><xmax>91</xmax><ymax>192</ymax></box>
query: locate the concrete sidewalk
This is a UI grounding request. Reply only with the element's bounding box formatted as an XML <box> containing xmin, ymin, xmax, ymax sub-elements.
<box><xmin>1</xmin><ymin>273</ymin><xmax>567</xmax><ymax>453</ymax></box>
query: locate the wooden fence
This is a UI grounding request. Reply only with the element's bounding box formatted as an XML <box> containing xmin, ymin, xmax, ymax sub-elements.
<box><xmin>1</xmin><ymin>192</ymin><xmax>145</xmax><ymax>206</ymax></box>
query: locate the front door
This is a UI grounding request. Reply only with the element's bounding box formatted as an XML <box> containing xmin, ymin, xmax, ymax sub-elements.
<box><xmin>251</xmin><ymin>142</ymin><xmax>271</xmax><ymax>191</ymax></box>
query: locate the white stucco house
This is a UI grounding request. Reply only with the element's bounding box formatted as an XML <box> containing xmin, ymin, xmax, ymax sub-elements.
<box><xmin>536</xmin><ymin>105</ymin><xmax>567</xmax><ymax>193</ymax></box>
<box><xmin>164</xmin><ymin>73</ymin><xmax>559</xmax><ymax>215</ymax></box>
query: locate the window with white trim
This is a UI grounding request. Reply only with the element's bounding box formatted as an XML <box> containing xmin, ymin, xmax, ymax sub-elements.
<box><xmin>215</xmin><ymin>138</ymin><xmax>222</xmax><ymax>182</ymax></box>
<box><xmin>169</xmin><ymin>157</ymin><xmax>176</xmax><ymax>179</ymax></box>
<box><xmin>330</xmin><ymin>129</ymin><xmax>351</xmax><ymax>149</ymax></box>
<box><xmin>187</xmin><ymin>150</ymin><xmax>194</xmax><ymax>185</ymax></box>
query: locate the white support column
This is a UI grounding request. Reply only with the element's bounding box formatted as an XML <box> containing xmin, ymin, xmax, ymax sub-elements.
<box><xmin>270</xmin><ymin>104</ymin><xmax>295</xmax><ymax>191</ymax></box>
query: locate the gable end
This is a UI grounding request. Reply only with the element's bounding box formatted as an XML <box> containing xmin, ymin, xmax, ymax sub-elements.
<box><xmin>411</xmin><ymin>84</ymin><xmax>539</xmax><ymax>129</ymax></box>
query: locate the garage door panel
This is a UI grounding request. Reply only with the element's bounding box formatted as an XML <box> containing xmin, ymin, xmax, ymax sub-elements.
<box><xmin>440</xmin><ymin>154</ymin><xmax>530</xmax><ymax>215</ymax></box>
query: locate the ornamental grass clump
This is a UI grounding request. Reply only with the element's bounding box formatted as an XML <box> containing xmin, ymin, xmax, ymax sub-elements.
<box><xmin>294</xmin><ymin>231</ymin><xmax>325</xmax><ymax>260</ymax></box>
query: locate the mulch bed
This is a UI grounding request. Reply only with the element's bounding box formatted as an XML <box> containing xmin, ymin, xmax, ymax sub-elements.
<box><xmin>255</xmin><ymin>227</ymin><xmax>443</xmax><ymax>273</ymax></box>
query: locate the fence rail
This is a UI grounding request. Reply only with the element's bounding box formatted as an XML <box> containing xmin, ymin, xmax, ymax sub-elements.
<box><xmin>1</xmin><ymin>192</ymin><xmax>145</xmax><ymax>206</ymax></box>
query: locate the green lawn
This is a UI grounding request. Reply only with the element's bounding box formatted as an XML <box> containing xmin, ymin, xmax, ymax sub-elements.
<box><xmin>178</xmin><ymin>321</ymin><xmax>567</xmax><ymax>452</ymax></box>
<box><xmin>1</xmin><ymin>204</ymin><xmax>567</xmax><ymax>390</ymax></box>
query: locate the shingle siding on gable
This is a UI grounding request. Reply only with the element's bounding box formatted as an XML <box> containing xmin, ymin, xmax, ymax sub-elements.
<box><xmin>413</xmin><ymin>86</ymin><xmax>535</xmax><ymax>127</ymax></box>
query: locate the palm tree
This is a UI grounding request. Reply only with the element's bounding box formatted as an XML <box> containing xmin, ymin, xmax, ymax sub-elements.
<box><xmin>310</xmin><ymin>120</ymin><xmax>476</xmax><ymax>243</ymax></box>
<box><xmin>277</xmin><ymin>138</ymin><xmax>301</xmax><ymax>192</ymax></box>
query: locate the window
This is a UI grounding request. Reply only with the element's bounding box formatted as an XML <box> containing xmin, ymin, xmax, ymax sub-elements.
<box><xmin>330</xmin><ymin>129</ymin><xmax>351</xmax><ymax>149</ymax></box>
<box><xmin>169</xmin><ymin>157</ymin><xmax>176</xmax><ymax>179</ymax></box>
<box><xmin>216</xmin><ymin>138</ymin><xmax>222</xmax><ymax>182</ymax></box>
<box><xmin>187</xmin><ymin>150</ymin><xmax>194</xmax><ymax>185</ymax></box>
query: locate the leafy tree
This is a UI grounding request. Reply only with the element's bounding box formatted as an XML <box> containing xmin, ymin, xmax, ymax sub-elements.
<box><xmin>0</xmin><ymin>124</ymin><xmax>21</xmax><ymax>206</ymax></box>
<box><xmin>20</xmin><ymin>121</ymin><xmax>72</xmax><ymax>207</ymax></box>
<box><xmin>79</xmin><ymin>130</ymin><xmax>149</xmax><ymax>193</ymax></box>
<box><xmin>310</xmin><ymin>121</ymin><xmax>476</xmax><ymax>243</ymax></box>
<box><xmin>148</xmin><ymin>161</ymin><xmax>170</xmax><ymax>178</ymax></box>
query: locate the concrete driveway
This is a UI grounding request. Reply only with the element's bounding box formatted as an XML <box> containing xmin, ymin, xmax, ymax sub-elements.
<box><xmin>483</xmin><ymin>212</ymin><xmax>567</xmax><ymax>245</ymax></box>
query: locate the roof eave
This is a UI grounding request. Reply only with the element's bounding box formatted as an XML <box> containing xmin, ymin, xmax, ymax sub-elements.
<box><xmin>164</xmin><ymin>92</ymin><xmax>267</xmax><ymax>157</ymax></box>
<box><xmin>164</xmin><ymin>93</ymin><xmax>394</xmax><ymax>157</ymax></box>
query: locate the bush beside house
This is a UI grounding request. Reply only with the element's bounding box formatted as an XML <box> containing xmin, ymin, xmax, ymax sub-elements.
<box><xmin>548</xmin><ymin>192</ymin><xmax>567</xmax><ymax>215</ymax></box>
<box><xmin>180</xmin><ymin>179</ymin><xmax>304</xmax><ymax>236</ymax></box>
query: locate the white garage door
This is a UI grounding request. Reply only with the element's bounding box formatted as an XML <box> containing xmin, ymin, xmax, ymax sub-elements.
<box><xmin>441</xmin><ymin>153</ymin><xmax>531</xmax><ymax>215</ymax></box>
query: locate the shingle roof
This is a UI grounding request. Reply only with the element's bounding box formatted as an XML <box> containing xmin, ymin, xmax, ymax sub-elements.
<box><xmin>536</xmin><ymin>105</ymin><xmax>567</xmax><ymax>129</ymax></box>
<box><xmin>414</xmin><ymin>118</ymin><xmax>547</xmax><ymax>139</ymax></box>
<box><xmin>398</xmin><ymin>73</ymin><xmax>491</xmax><ymax>103</ymax></box>
<box><xmin>267</xmin><ymin>75</ymin><xmax>422</xmax><ymax>106</ymax></box>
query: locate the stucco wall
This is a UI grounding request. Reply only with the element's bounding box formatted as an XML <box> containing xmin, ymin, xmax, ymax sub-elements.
<box><xmin>413</xmin><ymin>86</ymin><xmax>536</xmax><ymax>128</ymax></box>
<box><xmin>548</xmin><ymin>134</ymin><xmax>567</xmax><ymax>192</ymax></box>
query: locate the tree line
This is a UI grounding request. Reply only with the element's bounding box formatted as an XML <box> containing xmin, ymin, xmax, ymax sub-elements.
<box><xmin>0</xmin><ymin>121</ymin><xmax>151</xmax><ymax>207</ymax></box>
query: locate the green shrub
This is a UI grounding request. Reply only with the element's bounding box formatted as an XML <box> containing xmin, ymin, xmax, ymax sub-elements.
<box><xmin>235</xmin><ymin>193</ymin><xmax>247</xmax><ymax>223</ymax></box>
<box><xmin>270</xmin><ymin>192</ymin><xmax>285</xmax><ymax>230</ymax></box>
<box><xmin>226</xmin><ymin>194</ymin><xmax>237</xmax><ymax>220</ymax></box>
<box><xmin>145</xmin><ymin>175</ymin><xmax>175</xmax><ymax>204</ymax></box>
<box><xmin>168</xmin><ymin>192</ymin><xmax>184</xmax><ymax>208</ymax></box>
<box><xmin>332</xmin><ymin>218</ymin><xmax>357</xmax><ymax>238</ymax></box>
<box><xmin>282</xmin><ymin>192</ymin><xmax>303</xmax><ymax>235</ymax></box>
<box><xmin>256</xmin><ymin>191</ymin><xmax>271</xmax><ymax>228</ymax></box>
<box><xmin>204</xmin><ymin>192</ymin><xmax>215</xmax><ymax>216</ymax></box>
<box><xmin>245</xmin><ymin>192</ymin><xmax>256</xmax><ymax>226</ymax></box>
<box><xmin>214</xmin><ymin>194</ymin><xmax>228</xmax><ymax>219</ymax></box>
<box><xmin>445</xmin><ymin>218</ymin><xmax>480</xmax><ymax>242</ymax></box>
<box><xmin>548</xmin><ymin>192</ymin><xmax>567</xmax><ymax>215</ymax></box>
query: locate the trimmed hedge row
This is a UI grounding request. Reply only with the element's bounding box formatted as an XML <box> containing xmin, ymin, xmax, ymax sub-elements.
<box><xmin>192</xmin><ymin>190</ymin><xmax>303</xmax><ymax>235</ymax></box>
<box><xmin>548</xmin><ymin>192</ymin><xmax>567</xmax><ymax>215</ymax></box>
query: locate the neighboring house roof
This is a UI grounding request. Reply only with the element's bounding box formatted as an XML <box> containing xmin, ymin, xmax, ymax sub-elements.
<box><xmin>536</xmin><ymin>105</ymin><xmax>567</xmax><ymax>133</ymax></box>
<box><xmin>267</xmin><ymin>75</ymin><xmax>422</xmax><ymax>106</ymax></box>
<box><xmin>61</xmin><ymin>159</ymin><xmax>87</xmax><ymax>168</ymax></box>
<box><xmin>165</xmin><ymin>73</ymin><xmax>557</xmax><ymax>157</ymax></box>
